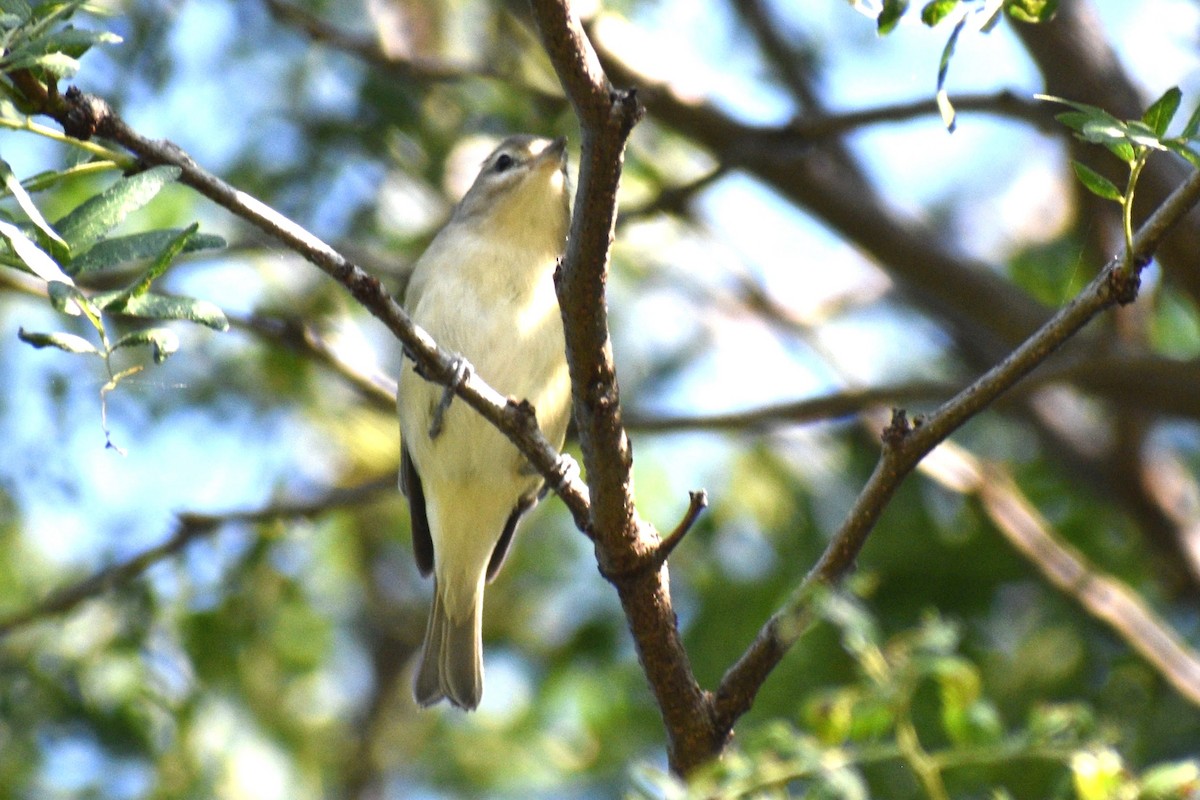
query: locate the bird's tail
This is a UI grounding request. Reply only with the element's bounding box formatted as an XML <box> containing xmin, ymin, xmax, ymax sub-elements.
<box><xmin>413</xmin><ymin>575</ymin><xmax>484</xmax><ymax>710</ymax></box>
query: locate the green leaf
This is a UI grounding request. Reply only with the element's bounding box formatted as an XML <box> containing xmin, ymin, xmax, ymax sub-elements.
<box><xmin>53</xmin><ymin>165</ymin><xmax>182</xmax><ymax>256</ymax></box>
<box><xmin>95</xmin><ymin>290</ymin><xmax>229</xmax><ymax>332</ymax></box>
<box><xmin>920</xmin><ymin>0</ymin><xmax>959</xmax><ymax>26</ymax></box>
<box><xmin>877</xmin><ymin>0</ymin><xmax>909</xmax><ymax>34</ymax></box>
<box><xmin>1103</xmin><ymin>138</ymin><xmax>1137</xmax><ymax>164</ymax></box>
<box><xmin>17</xmin><ymin>326</ymin><xmax>97</xmax><ymax>355</ymax></box>
<box><xmin>66</xmin><ymin>228</ymin><xmax>226</xmax><ymax>275</ymax></box>
<box><xmin>1142</xmin><ymin>86</ymin><xmax>1182</xmax><ymax>137</ymax></box>
<box><xmin>1163</xmin><ymin>139</ymin><xmax>1200</xmax><ymax>170</ymax></box>
<box><xmin>104</xmin><ymin>223</ymin><xmax>198</xmax><ymax>308</ymax></box>
<box><xmin>1071</xmin><ymin>161</ymin><xmax>1123</xmax><ymax>202</ymax></box>
<box><xmin>1138</xmin><ymin>760</ymin><xmax>1200</xmax><ymax>799</ymax></box>
<box><xmin>0</xmin><ymin>218</ymin><xmax>73</xmax><ymax>284</ymax></box>
<box><xmin>1053</xmin><ymin>110</ymin><xmax>1094</xmax><ymax>135</ymax></box>
<box><xmin>934</xmin><ymin>14</ymin><xmax>968</xmax><ymax>132</ymax></box>
<box><xmin>112</xmin><ymin>328</ymin><xmax>179</xmax><ymax>364</ymax></box>
<box><xmin>1004</xmin><ymin>0</ymin><xmax>1058</xmax><ymax>23</ymax></box>
<box><xmin>1</xmin><ymin>50</ymin><xmax>80</xmax><ymax>79</ymax></box>
<box><xmin>1181</xmin><ymin>100</ymin><xmax>1200</xmax><ymax>139</ymax></box>
<box><xmin>0</xmin><ymin>158</ymin><xmax>65</xmax><ymax>247</ymax></box>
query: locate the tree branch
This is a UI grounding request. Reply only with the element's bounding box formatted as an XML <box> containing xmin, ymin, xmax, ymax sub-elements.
<box><xmin>529</xmin><ymin>0</ymin><xmax>732</xmax><ymax>776</ymax></box>
<box><xmin>712</xmin><ymin>163</ymin><xmax>1200</xmax><ymax>731</ymax></box>
<box><xmin>920</xmin><ymin>441</ymin><xmax>1200</xmax><ymax>707</ymax></box>
<box><xmin>0</xmin><ymin>480</ymin><xmax>393</xmax><ymax>638</ymax></box>
<box><xmin>20</xmin><ymin>85</ymin><xmax>592</xmax><ymax>534</ymax></box>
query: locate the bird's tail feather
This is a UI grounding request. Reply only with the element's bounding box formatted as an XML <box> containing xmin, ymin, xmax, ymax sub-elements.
<box><xmin>413</xmin><ymin>576</ymin><xmax>483</xmax><ymax>710</ymax></box>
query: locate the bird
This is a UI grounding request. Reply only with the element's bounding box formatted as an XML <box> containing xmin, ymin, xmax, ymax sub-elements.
<box><xmin>398</xmin><ymin>135</ymin><xmax>573</xmax><ymax>710</ymax></box>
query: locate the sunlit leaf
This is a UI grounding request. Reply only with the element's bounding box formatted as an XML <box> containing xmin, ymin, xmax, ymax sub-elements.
<box><xmin>113</xmin><ymin>328</ymin><xmax>179</xmax><ymax>364</ymax></box>
<box><xmin>0</xmin><ymin>158</ymin><xmax>65</xmax><ymax>247</ymax></box>
<box><xmin>1</xmin><ymin>50</ymin><xmax>79</xmax><ymax>78</ymax></box>
<box><xmin>1004</xmin><ymin>0</ymin><xmax>1058</xmax><ymax>23</ymax></box>
<box><xmin>1142</xmin><ymin>86</ymin><xmax>1181</xmax><ymax>137</ymax></box>
<box><xmin>53</xmin><ymin>165</ymin><xmax>182</xmax><ymax>256</ymax></box>
<box><xmin>17</xmin><ymin>326</ymin><xmax>97</xmax><ymax>355</ymax></box>
<box><xmin>104</xmin><ymin>223</ymin><xmax>197</xmax><ymax>306</ymax></box>
<box><xmin>67</xmin><ymin>228</ymin><xmax>225</xmax><ymax>275</ymax></box>
<box><xmin>96</xmin><ymin>290</ymin><xmax>229</xmax><ymax>331</ymax></box>
<box><xmin>877</xmin><ymin>0</ymin><xmax>909</xmax><ymax>34</ymax></box>
<box><xmin>1071</xmin><ymin>161</ymin><xmax>1123</xmax><ymax>201</ymax></box>
<box><xmin>0</xmin><ymin>218</ymin><xmax>73</xmax><ymax>284</ymax></box>
<box><xmin>934</xmin><ymin>14</ymin><xmax>968</xmax><ymax>132</ymax></box>
<box><xmin>920</xmin><ymin>0</ymin><xmax>959</xmax><ymax>26</ymax></box>
<box><xmin>1181</xmin><ymin>100</ymin><xmax>1200</xmax><ymax>139</ymax></box>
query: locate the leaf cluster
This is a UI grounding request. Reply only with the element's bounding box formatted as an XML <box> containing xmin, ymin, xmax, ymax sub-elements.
<box><xmin>637</xmin><ymin>593</ymin><xmax>1199</xmax><ymax>799</ymax></box>
<box><xmin>1042</xmin><ymin>87</ymin><xmax>1200</xmax><ymax>257</ymax></box>
<box><xmin>0</xmin><ymin>0</ymin><xmax>120</xmax><ymax>104</ymax></box>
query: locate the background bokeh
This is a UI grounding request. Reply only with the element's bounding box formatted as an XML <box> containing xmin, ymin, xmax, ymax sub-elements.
<box><xmin>1</xmin><ymin>0</ymin><xmax>1199</xmax><ymax>797</ymax></box>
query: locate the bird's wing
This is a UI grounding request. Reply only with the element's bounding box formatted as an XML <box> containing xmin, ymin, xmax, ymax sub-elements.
<box><xmin>402</xmin><ymin>444</ymin><xmax>434</xmax><ymax>577</ymax></box>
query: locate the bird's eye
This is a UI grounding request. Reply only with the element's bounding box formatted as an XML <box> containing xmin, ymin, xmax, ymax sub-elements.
<box><xmin>493</xmin><ymin>154</ymin><xmax>515</xmax><ymax>173</ymax></box>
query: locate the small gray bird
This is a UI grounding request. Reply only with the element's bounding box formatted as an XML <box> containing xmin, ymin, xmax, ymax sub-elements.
<box><xmin>398</xmin><ymin>135</ymin><xmax>572</xmax><ymax>710</ymax></box>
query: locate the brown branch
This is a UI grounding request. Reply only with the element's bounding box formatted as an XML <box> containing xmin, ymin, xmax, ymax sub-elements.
<box><xmin>263</xmin><ymin>0</ymin><xmax>560</xmax><ymax>103</ymax></box>
<box><xmin>625</xmin><ymin>383</ymin><xmax>955</xmax><ymax>433</ymax></box>
<box><xmin>529</xmin><ymin>0</ymin><xmax>733</xmax><ymax>777</ymax></box>
<box><xmin>230</xmin><ymin>312</ymin><xmax>397</xmax><ymax>413</ymax></box>
<box><xmin>787</xmin><ymin>91</ymin><xmax>1057</xmax><ymax>140</ymax></box>
<box><xmin>920</xmin><ymin>441</ymin><xmax>1200</xmax><ymax>707</ymax></box>
<box><xmin>22</xmin><ymin>84</ymin><xmax>592</xmax><ymax>534</ymax></box>
<box><xmin>712</xmin><ymin>163</ymin><xmax>1200</xmax><ymax>731</ymax></box>
<box><xmin>0</xmin><ymin>480</ymin><xmax>393</xmax><ymax>638</ymax></box>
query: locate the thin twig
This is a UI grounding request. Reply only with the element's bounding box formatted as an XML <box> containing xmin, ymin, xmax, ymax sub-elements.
<box><xmin>263</xmin><ymin>0</ymin><xmax>564</xmax><ymax>103</ymax></box>
<box><xmin>651</xmin><ymin>490</ymin><xmax>708</xmax><ymax>568</ymax></box>
<box><xmin>26</xmin><ymin>86</ymin><xmax>592</xmax><ymax>534</ymax></box>
<box><xmin>625</xmin><ymin>383</ymin><xmax>954</xmax><ymax>433</ymax></box>
<box><xmin>921</xmin><ymin>441</ymin><xmax>1200</xmax><ymax>706</ymax></box>
<box><xmin>0</xmin><ymin>480</ymin><xmax>393</xmax><ymax>638</ymax></box>
<box><xmin>230</xmin><ymin>313</ymin><xmax>398</xmax><ymax>411</ymax></box>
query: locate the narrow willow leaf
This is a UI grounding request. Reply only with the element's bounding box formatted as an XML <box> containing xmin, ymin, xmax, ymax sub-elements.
<box><xmin>1123</xmin><ymin>120</ymin><xmax>1168</xmax><ymax>150</ymax></box>
<box><xmin>1164</xmin><ymin>140</ymin><xmax>1200</xmax><ymax>170</ymax></box>
<box><xmin>1103</xmin><ymin>138</ymin><xmax>1137</xmax><ymax>164</ymax></box>
<box><xmin>0</xmin><ymin>219</ymin><xmax>73</xmax><ymax>284</ymax></box>
<box><xmin>877</xmin><ymin>0</ymin><xmax>909</xmax><ymax>34</ymax></box>
<box><xmin>1053</xmin><ymin>111</ymin><xmax>1093</xmax><ymax>134</ymax></box>
<box><xmin>1142</xmin><ymin>86</ymin><xmax>1182</xmax><ymax>137</ymax></box>
<box><xmin>0</xmin><ymin>158</ymin><xmax>65</xmax><ymax>246</ymax></box>
<box><xmin>1182</xmin><ymin>101</ymin><xmax>1200</xmax><ymax>140</ymax></box>
<box><xmin>935</xmin><ymin>14</ymin><xmax>968</xmax><ymax>132</ymax></box>
<box><xmin>921</xmin><ymin>0</ymin><xmax>959</xmax><ymax>26</ymax></box>
<box><xmin>37</xmin><ymin>27</ymin><xmax>123</xmax><ymax>55</ymax></box>
<box><xmin>2</xmin><ymin>50</ymin><xmax>80</xmax><ymax>78</ymax></box>
<box><xmin>113</xmin><ymin>328</ymin><xmax>179</xmax><ymax>364</ymax></box>
<box><xmin>17</xmin><ymin>326</ymin><xmax>98</xmax><ymax>355</ymax></box>
<box><xmin>937</xmin><ymin>89</ymin><xmax>956</xmax><ymax>133</ymax></box>
<box><xmin>54</xmin><ymin>165</ymin><xmax>182</xmax><ymax>256</ymax></box>
<box><xmin>96</xmin><ymin>291</ymin><xmax>229</xmax><ymax>332</ymax></box>
<box><xmin>67</xmin><ymin>229</ymin><xmax>225</xmax><ymax>275</ymax></box>
<box><xmin>1036</xmin><ymin>94</ymin><xmax>1111</xmax><ymax>118</ymax></box>
<box><xmin>1071</xmin><ymin>161</ymin><xmax>1123</xmax><ymax>202</ymax></box>
<box><xmin>105</xmin><ymin>223</ymin><xmax>198</xmax><ymax>308</ymax></box>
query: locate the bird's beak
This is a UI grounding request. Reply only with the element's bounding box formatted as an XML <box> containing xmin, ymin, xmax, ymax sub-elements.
<box><xmin>535</xmin><ymin>136</ymin><xmax>567</xmax><ymax>166</ymax></box>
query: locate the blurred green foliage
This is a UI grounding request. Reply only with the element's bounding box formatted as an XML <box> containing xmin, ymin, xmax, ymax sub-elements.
<box><xmin>0</xmin><ymin>0</ymin><xmax>1197</xmax><ymax>799</ymax></box>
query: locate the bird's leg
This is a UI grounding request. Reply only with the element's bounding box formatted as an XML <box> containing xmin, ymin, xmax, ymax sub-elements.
<box><xmin>428</xmin><ymin>355</ymin><xmax>472</xmax><ymax>439</ymax></box>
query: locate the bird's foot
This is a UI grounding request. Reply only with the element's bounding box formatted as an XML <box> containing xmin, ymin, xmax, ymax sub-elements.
<box><xmin>428</xmin><ymin>355</ymin><xmax>473</xmax><ymax>439</ymax></box>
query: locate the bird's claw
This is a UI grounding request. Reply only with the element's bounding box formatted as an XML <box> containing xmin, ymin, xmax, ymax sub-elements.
<box><xmin>428</xmin><ymin>355</ymin><xmax>473</xmax><ymax>440</ymax></box>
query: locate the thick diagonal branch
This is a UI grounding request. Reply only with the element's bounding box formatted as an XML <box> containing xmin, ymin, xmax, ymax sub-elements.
<box><xmin>713</xmin><ymin>164</ymin><xmax>1200</xmax><ymax>728</ymax></box>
